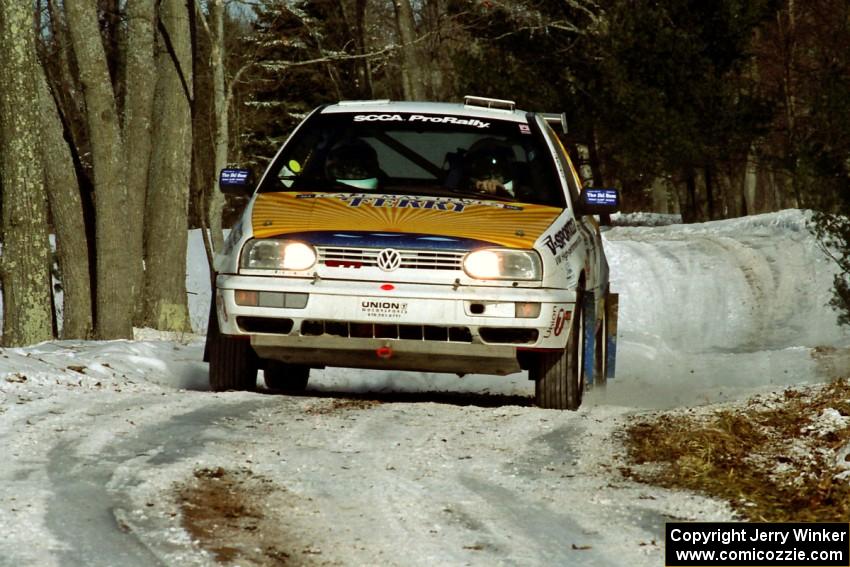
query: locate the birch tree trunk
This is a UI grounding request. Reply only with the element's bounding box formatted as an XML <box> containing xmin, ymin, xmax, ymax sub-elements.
<box><xmin>124</xmin><ymin>0</ymin><xmax>157</xmax><ymax>324</ymax></box>
<box><xmin>36</xmin><ymin>64</ymin><xmax>93</xmax><ymax>339</ymax></box>
<box><xmin>65</xmin><ymin>1</ymin><xmax>134</xmax><ymax>339</ymax></box>
<box><xmin>393</xmin><ymin>0</ymin><xmax>426</xmax><ymax>100</ymax></box>
<box><xmin>144</xmin><ymin>0</ymin><xmax>192</xmax><ymax>332</ymax></box>
<box><xmin>0</xmin><ymin>0</ymin><xmax>54</xmax><ymax>346</ymax></box>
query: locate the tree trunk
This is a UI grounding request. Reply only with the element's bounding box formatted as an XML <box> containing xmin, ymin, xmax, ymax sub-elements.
<box><xmin>144</xmin><ymin>0</ymin><xmax>192</xmax><ymax>332</ymax></box>
<box><xmin>208</xmin><ymin>0</ymin><xmax>226</xmax><ymax>253</ymax></box>
<box><xmin>650</xmin><ymin>177</ymin><xmax>670</xmax><ymax>214</ymax></box>
<box><xmin>124</xmin><ymin>0</ymin><xmax>157</xmax><ymax>325</ymax></box>
<box><xmin>392</xmin><ymin>0</ymin><xmax>425</xmax><ymax>100</ymax></box>
<box><xmin>45</xmin><ymin>0</ymin><xmax>88</xmax><ymax>170</ymax></box>
<box><xmin>704</xmin><ymin>165</ymin><xmax>715</xmax><ymax>220</ymax></box>
<box><xmin>684</xmin><ymin>172</ymin><xmax>699</xmax><ymax>223</ymax></box>
<box><xmin>354</xmin><ymin>0</ymin><xmax>374</xmax><ymax>98</ymax></box>
<box><xmin>0</xmin><ymin>0</ymin><xmax>54</xmax><ymax>346</ymax></box>
<box><xmin>743</xmin><ymin>145</ymin><xmax>758</xmax><ymax>215</ymax></box>
<box><xmin>36</xmin><ymin>63</ymin><xmax>93</xmax><ymax>339</ymax></box>
<box><xmin>65</xmin><ymin>1</ymin><xmax>134</xmax><ymax>339</ymax></box>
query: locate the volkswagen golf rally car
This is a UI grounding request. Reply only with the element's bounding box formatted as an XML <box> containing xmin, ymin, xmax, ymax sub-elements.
<box><xmin>205</xmin><ymin>96</ymin><xmax>620</xmax><ymax>410</ymax></box>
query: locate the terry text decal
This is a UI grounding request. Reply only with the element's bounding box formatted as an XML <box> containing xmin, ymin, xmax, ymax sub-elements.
<box><xmin>296</xmin><ymin>193</ymin><xmax>523</xmax><ymax>213</ymax></box>
<box><xmin>542</xmin><ymin>219</ymin><xmax>577</xmax><ymax>254</ymax></box>
<box><xmin>353</xmin><ymin>114</ymin><xmax>490</xmax><ymax>129</ymax></box>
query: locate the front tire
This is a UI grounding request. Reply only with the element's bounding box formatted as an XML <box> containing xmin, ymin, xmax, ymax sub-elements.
<box><xmin>263</xmin><ymin>360</ymin><xmax>310</xmax><ymax>392</ymax></box>
<box><xmin>207</xmin><ymin>300</ymin><xmax>258</xmax><ymax>392</ymax></box>
<box><xmin>532</xmin><ymin>293</ymin><xmax>585</xmax><ymax>410</ymax></box>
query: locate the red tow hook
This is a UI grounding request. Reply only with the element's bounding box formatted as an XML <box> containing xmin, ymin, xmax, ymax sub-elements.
<box><xmin>376</xmin><ymin>345</ymin><xmax>393</xmax><ymax>359</ymax></box>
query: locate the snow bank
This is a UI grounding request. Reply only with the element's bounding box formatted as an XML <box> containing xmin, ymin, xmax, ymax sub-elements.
<box><xmin>603</xmin><ymin>209</ymin><xmax>850</xmax><ymax>407</ymax></box>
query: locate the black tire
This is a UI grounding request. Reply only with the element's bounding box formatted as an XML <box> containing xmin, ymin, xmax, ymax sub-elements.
<box><xmin>532</xmin><ymin>291</ymin><xmax>585</xmax><ymax>410</ymax></box>
<box><xmin>263</xmin><ymin>360</ymin><xmax>310</xmax><ymax>392</ymax></box>
<box><xmin>207</xmin><ymin>300</ymin><xmax>258</xmax><ymax>392</ymax></box>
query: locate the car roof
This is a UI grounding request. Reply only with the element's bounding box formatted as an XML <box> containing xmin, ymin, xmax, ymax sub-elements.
<box><xmin>321</xmin><ymin>99</ymin><xmax>530</xmax><ymax>124</ymax></box>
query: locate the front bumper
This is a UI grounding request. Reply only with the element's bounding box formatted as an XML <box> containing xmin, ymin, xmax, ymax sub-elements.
<box><xmin>216</xmin><ymin>275</ymin><xmax>577</xmax><ymax>375</ymax></box>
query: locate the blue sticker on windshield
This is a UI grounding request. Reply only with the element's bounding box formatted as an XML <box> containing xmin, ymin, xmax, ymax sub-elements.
<box><xmin>584</xmin><ymin>188</ymin><xmax>618</xmax><ymax>206</ymax></box>
<box><xmin>220</xmin><ymin>168</ymin><xmax>251</xmax><ymax>186</ymax></box>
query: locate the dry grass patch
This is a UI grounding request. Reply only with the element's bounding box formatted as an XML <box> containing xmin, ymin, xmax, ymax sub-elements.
<box><xmin>178</xmin><ymin>467</ymin><xmax>330</xmax><ymax>565</ymax></box>
<box><xmin>623</xmin><ymin>379</ymin><xmax>850</xmax><ymax>522</ymax></box>
<box><xmin>303</xmin><ymin>397</ymin><xmax>381</xmax><ymax>415</ymax></box>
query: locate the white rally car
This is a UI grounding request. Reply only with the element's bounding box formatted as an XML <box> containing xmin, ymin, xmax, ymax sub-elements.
<box><xmin>205</xmin><ymin>96</ymin><xmax>620</xmax><ymax>409</ymax></box>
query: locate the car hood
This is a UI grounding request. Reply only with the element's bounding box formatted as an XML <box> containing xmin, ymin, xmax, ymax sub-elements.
<box><xmin>251</xmin><ymin>192</ymin><xmax>563</xmax><ymax>249</ymax></box>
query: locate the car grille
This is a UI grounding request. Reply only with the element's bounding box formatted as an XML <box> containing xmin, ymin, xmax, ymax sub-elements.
<box><xmin>301</xmin><ymin>320</ymin><xmax>473</xmax><ymax>342</ymax></box>
<box><xmin>317</xmin><ymin>247</ymin><xmax>465</xmax><ymax>270</ymax></box>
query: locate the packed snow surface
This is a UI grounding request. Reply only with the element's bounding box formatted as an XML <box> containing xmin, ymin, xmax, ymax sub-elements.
<box><xmin>0</xmin><ymin>209</ymin><xmax>848</xmax><ymax>566</ymax></box>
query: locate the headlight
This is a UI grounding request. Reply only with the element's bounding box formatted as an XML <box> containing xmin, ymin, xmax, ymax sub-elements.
<box><xmin>240</xmin><ymin>239</ymin><xmax>317</xmax><ymax>271</ymax></box>
<box><xmin>463</xmin><ymin>249</ymin><xmax>542</xmax><ymax>280</ymax></box>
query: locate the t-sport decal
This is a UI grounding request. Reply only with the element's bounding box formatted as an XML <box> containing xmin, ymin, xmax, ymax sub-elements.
<box><xmin>542</xmin><ymin>219</ymin><xmax>578</xmax><ymax>254</ymax></box>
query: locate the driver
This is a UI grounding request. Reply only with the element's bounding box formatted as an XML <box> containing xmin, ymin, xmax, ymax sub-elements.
<box><xmin>465</xmin><ymin>138</ymin><xmax>516</xmax><ymax>197</ymax></box>
<box><xmin>324</xmin><ymin>139</ymin><xmax>380</xmax><ymax>190</ymax></box>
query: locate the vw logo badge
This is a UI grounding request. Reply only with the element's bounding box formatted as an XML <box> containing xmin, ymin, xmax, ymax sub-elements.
<box><xmin>377</xmin><ymin>248</ymin><xmax>402</xmax><ymax>272</ymax></box>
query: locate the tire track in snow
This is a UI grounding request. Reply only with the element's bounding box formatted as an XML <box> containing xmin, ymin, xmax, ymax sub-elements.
<box><xmin>0</xmin><ymin>391</ymin><xmax>274</xmax><ymax>567</ymax></box>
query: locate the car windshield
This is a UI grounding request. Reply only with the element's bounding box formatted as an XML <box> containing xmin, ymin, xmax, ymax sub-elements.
<box><xmin>258</xmin><ymin>111</ymin><xmax>565</xmax><ymax>207</ymax></box>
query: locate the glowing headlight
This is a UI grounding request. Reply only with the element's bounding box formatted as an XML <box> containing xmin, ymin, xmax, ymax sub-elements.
<box><xmin>240</xmin><ymin>239</ymin><xmax>317</xmax><ymax>271</ymax></box>
<box><xmin>463</xmin><ymin>249</ymin><xmax>542</xmax><ymax>280</ymax></box>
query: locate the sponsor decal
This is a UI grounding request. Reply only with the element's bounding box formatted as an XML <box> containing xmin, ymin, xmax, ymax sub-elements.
<box><xmin>360</xmin><ymin>300</ymin><xmax>409</xmax><ymax>319</ymax></box>
<box><xmin>543</xmin><ymin>305</ymin><xmax>568</xmax><ymax>339</ymax></box>
<box><xmin>553</xmin><ymin>309</ymin><xmax>568</xmax><ymax>336</ymax></box>
<box><xmin>519</xmin><ymin>124</ymin><xmax>531</xmax><ymax>135</ymax></box>
<box><xmin>353</xmin><ymin>114</ymin><xmax>490</xmax><ymax>129</ymax></box>
<box><xmin>220</xmin><ymin>168</ymin><xmax>250</xmax><ymax>186</ymax></box>
<box><xmin>554</xmin><ymin>238</ymin><xmax>581</xmax><ymax>266</ymax></box>
<box><xmin>295</xmin><ymin>192</ymin><xmax>523</xmax><ymax>213</ymax></box>
<box><xmin>252</xmin><ymin>192</ymin><xmax>562</xmax><ymax>249</ymax></box>
<box><xmin>583</xmin><ymin>188</ymin><xmax>619</xmax><ymax>206</ymax></box>
<box><xmin>542</xmin><ymin>219</ymin><xmax>578</xmax><ymax>254</ymax></box>
<box><xmin>326</xmin><ymin>260</ymin><xmax>362</xmax><ymax>268</ymax></box>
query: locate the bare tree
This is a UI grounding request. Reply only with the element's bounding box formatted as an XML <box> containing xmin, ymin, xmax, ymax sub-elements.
<box><xmin>143</xmin><ymin>0</ymin><xmax>193</xmax><ymax>331</ymax></box>
<box><xmin>36</xmin><ymin>64</ymin><xmax>93</xmax><ymax>339</ymax></box>
<box><xmin>392</xmin><ymin>0</ymin><xmax>426</xmax><ymax>100</ymax></box>
<box><xmin>124</xmin><ymin>0</ymin><xmax>157</xmax><ymax>324</ymax></box>
<box><xmin>65</xmin><ymin>1</ymin><xmax>134</xmax><ymax>339</ymax></box>
<box><xmin>0</xmin><ymin>0</ymin><xmax>54</xmax><ymax>346</ymax></box>
<box><xmin>206</xmin><ymin>0</ymin><xmax>227</xmax><ymax>253</ymax></box>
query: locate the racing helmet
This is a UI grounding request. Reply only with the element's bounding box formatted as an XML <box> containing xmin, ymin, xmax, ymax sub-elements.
<box><xmin>325</xmin><ymin>139</ymin><xmax>379</xmax><ymax>190</ymax></box>
<box><xmin>465</xmin><ymin>137</ymin><xmax>516</xmax><ymax>192</ymax></box>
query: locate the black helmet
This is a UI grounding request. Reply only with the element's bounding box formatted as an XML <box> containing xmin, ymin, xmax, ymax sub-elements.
<box><xmin>465</xmin><ymin>138</ymin><xmax>516</xmax><ymax>185</ymax></box>
<box><xmin>325</xmin><ymin>139</ymin><xmax>379</xmax><ymax>189</ymax></box>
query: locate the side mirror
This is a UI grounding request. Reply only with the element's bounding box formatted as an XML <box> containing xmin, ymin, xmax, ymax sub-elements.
<box><xmin>218</xmin><ymin>168</ymin><xmax>254</xmax><ymax>196</ymax></box>
<box><xmin>578</xmin><ymin>187</ymin><xmax>620</xmax><ymax>215</ymax></box>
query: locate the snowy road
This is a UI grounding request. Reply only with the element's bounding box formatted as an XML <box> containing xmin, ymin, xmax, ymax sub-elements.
<box><xmin>1</xmin><ymin>210</ymin><xmax>848</xmax><ymax>566</ymax></box>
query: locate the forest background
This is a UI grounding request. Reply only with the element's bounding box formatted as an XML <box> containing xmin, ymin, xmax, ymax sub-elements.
<box><xmin>0</xmin><ymin>0</ymin><xmax>848</xmax><ymax>347</ymax></box>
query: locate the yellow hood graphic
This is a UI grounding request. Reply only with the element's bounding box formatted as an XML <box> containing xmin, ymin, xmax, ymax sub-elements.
<box><xmin>251</xmin><ymin>192</ymin><xmax>562</xmax><ymax>249</ymax></box>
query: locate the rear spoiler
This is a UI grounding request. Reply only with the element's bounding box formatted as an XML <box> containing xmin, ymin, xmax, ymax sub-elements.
<box><xmin>540</xmin><ymin>112</ymin><xmax>568</xmax><ymax>134</ymax></box>
<box><xmin>463</xmin><ymin>95</ymin><xmax>516</xmax><ymax>112</ymax></box>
